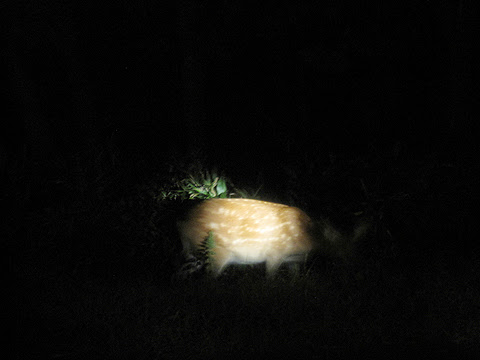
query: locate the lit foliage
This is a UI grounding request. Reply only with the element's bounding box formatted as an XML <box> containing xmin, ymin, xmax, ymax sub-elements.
<box><xmin>161</xmin><ymin>170</ymin><xmax>229</xmax><ymax>200</ymax></box>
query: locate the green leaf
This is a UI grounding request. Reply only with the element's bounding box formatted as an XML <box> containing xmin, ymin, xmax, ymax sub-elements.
<box><xmin>216</xmin><ymin>178</ymin><xmax>227</xmax><ymax>195</ymax></box>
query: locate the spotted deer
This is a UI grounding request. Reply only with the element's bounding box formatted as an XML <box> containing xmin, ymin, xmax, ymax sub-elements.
<box><xmin>177</xmin><ymin>198</ymin><xmax>367</xmax><ymax>278</ymax></box>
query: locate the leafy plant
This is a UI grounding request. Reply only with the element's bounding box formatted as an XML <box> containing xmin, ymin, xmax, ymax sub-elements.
<box><xmin>161</xmin><ymin>169</ymin><xmax>231</xmax><ymax>200</ymax></box>
<box><xmin>199</xmin><ymin>231</ymin><xmax>217</xmax><ymax>274</ymax></box>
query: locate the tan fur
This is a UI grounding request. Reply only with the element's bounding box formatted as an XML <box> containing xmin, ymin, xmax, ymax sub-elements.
<box><xmin>178</xmin><ymin>198</ymin><xmax>316</xmax><ymax>276</ymax></box>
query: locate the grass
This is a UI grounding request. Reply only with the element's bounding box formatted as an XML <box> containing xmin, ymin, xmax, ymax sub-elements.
<box><xmin>9</xmin><ymin>149</ymin><xmax>480</xmax><ymax>359</ymax></box>
<box><xmin>13</xmin><ymin>243</ymin><xmax>480</xmax><ymax>359</ymax></box>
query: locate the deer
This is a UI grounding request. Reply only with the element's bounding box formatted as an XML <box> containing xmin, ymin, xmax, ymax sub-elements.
<box><xmin>177</xmin><ymin>198</ymin><xmax>368</xmax><ymax>278</ymax></box>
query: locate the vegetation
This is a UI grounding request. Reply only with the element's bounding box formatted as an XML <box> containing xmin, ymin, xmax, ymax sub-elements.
<box><xmin>6</xmin><ymin>2</ymin><xmax>476</xmax><ymax>358</ymax></box>
<box><xmin>10</xmin><ymin>141</ymin><xmax>479</xmax><ymax>359</ymax></box>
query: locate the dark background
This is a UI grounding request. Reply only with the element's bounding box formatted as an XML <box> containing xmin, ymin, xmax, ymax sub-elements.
<box><xmin>4</xmin><ymin>1</ymin><xmax>479</xmax><ymax>358</ymax></box>
<box><xmin>2</xmin><ymin>1</ymin><xmax>476</xmax><ymax>177</ymax></box>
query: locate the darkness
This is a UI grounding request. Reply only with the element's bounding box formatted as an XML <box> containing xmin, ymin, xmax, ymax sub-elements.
<box><xmin>3</xmin><ymin>1</ymin><xmax>479</xmax><ymax>359</ymax></box>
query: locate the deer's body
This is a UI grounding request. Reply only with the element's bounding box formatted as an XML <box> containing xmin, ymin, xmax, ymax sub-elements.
<box><xmin>178</xmin><ymin>198</ymin><xmax>317</xmax><ymax>276</ymax></box>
